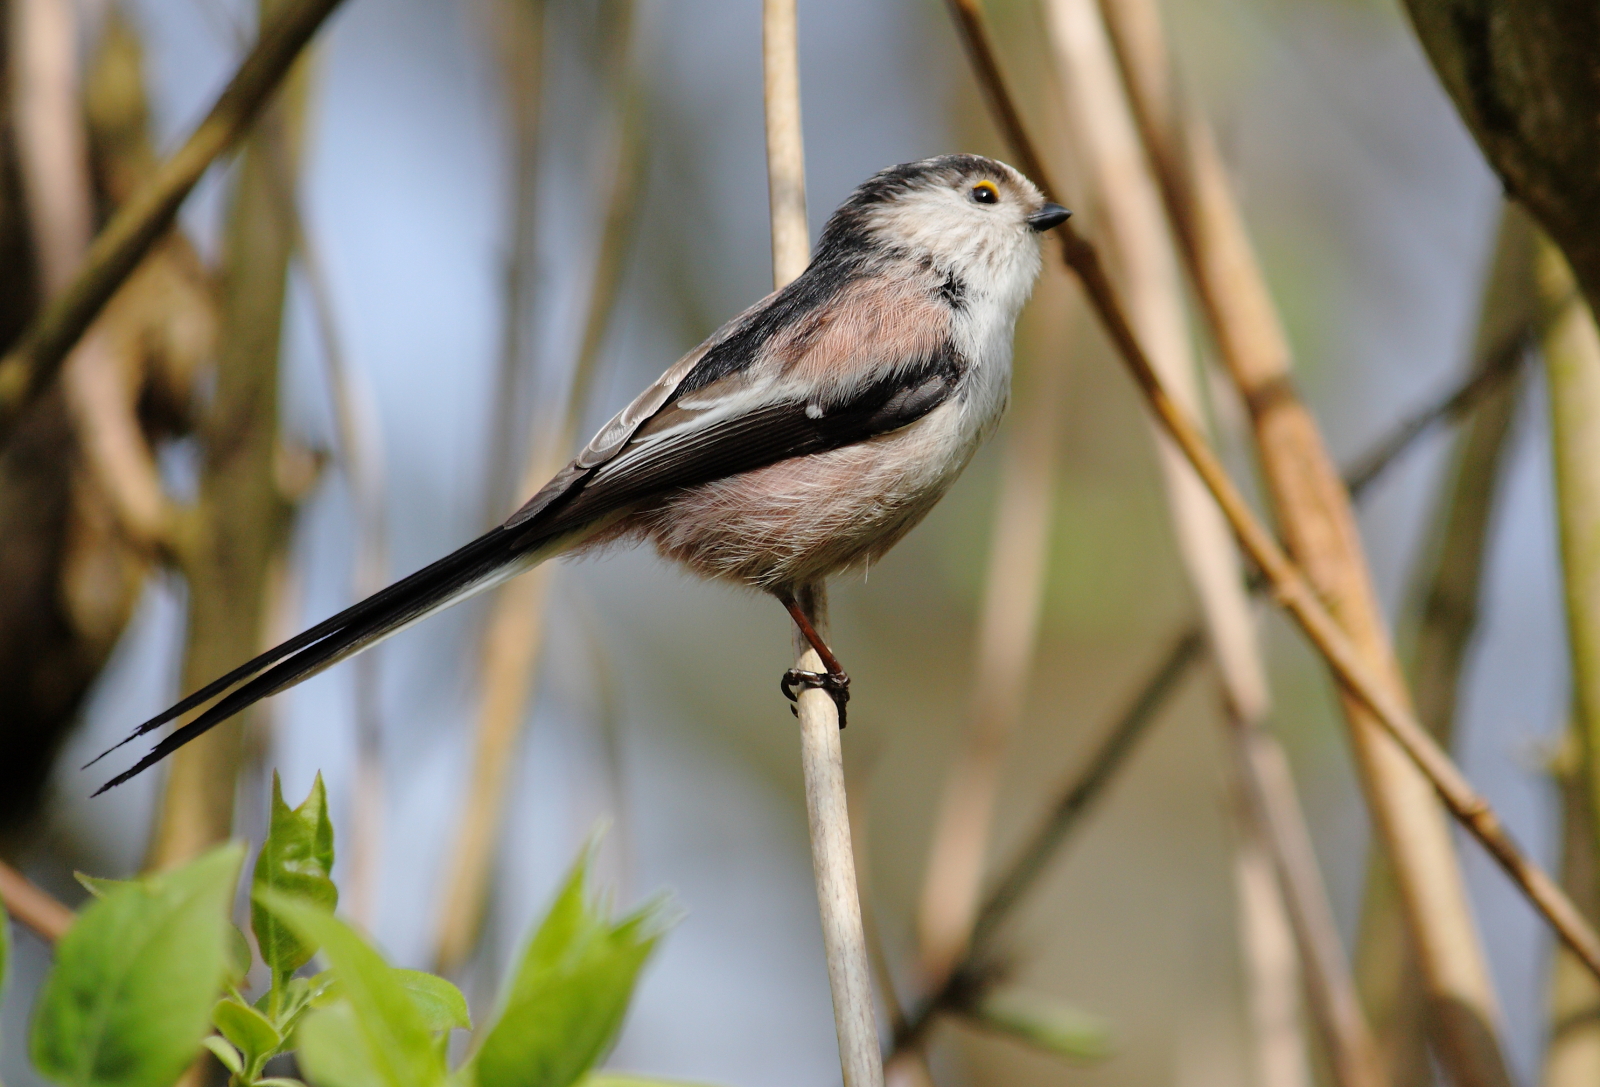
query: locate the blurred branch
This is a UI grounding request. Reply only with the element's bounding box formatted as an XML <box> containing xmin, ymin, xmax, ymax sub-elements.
<box><xmin>1540</xmin><ymin>239</ymin><xmax>1600</xmax><ymax>917</ymax></box>
<box><xmin>1399</xmin><ymin>0</ymin><xmax>1600</xmax><ymax>319</ymax></box>
<box><xmin>1538</xmin><ymin>238</ymin><xmax>1600</xmax><ymax>1087</ymax></box>
<box><xmin>1088</xmin><ymin>0</ymin><xmax>1517</xmax><ymax>1080</ymax></box>
<box><xmin>1230</xmin><ymin>721</ymin><xmax>1385</xmax><ymax>1087</ymax></box>
<box><xmin>10</xmin><ymin>0</ymin><xmax>92</xmax><ymax>295</ymax></box>
<box><xmin>945</xmin><ymin>0</ymin><xmax>1600</xmax><ymax>995</ymax></box>
<box><xmin>481</xmin><ymin>0</ymin><xmax>546</xmax><ymax>524</ymax></box>
<box><xmin>0</xmin><ymin>0</ymin><xmax>346</xmax><ymax>442</ymax></box>
<box><xmin>1343</xmin><ymin>329</ymin><xmax>1531</xmax><ymax>500</ymax></box>
<box><xmin>0</xmin><ymin>11</ymin><xmax>216</xmax><ymax>826</ymax></box>
<box><xmin>1043</xmin><ymin>5</ymin><xmax>1324</xmax><ymax>1083</ymax></box>
<box><xmin>915</xmin><ymin>344</ymin><xmax>1066</xmax><ymax>983</ymax></box>
<box><xmin>430</xmin><ymin>0</ymin><xmax>644</xmax><ymax>973</ymax></box>
<box><xmin>145</xmin><ymin>14</ymin><xmax>311</xmax><ymax>869</ymax></box>
<box><xmin>1356</xmin><ymin>203</ymin><xmax>1536</xmax><ymax>1083</ymax></box>
<box><xmin>1544</xmin><ymin>735</ymin><xmax>1600</xmax><ymax>1087</ymax></box>
<box><xmin>891</xmin><ymin>629</ymin><xmax>1203</xmax><ymax>1059</ymax></box>
<box><xmin>0</xmin><ymin>859</ymin><xmax>73</xmax><ymax>943</ymax></box>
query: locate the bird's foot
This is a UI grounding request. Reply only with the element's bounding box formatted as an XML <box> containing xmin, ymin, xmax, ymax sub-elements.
<box><xmin>781</xmin><ymin>668</ymin><xmax>850</xmax><ymax>727</ymax></box>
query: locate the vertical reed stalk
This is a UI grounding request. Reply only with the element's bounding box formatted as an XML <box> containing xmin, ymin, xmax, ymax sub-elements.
<box><xmin>1357</xmin><ymin>202</ymin><xmax>1535</xmax><ymax>1086</ymax></box>
<box><xmin>1043</xmin><ymin>4</ymin><xmax>1329</xmax><ymax>1083</ymax></box>
<box><xmin>1087</xmin><ymin>0</ymin><xmax>1514</xmax><ymax>1079</ymax></box>
<box><xmin>763</xmin><ymin>5</ymin><xmax>880</xmax><ymax>1083</ymax></box>
<box><xmin>915</xmin><ymin>346</ymin><xmax>1065</xmax><ymax>984</ymax></box>
<box><xmin>432</xmin><ymin>2</ymin><xmax>644</xmax><ymax>971</ymax></box>
<box><xmin>1538</xmin><ymin>238</ymin><xmax>1600</xmax><ymax>1087</ymax></box>
<box><xmin>145</xmin><ymin>7</ymin><xmax>310</xmax><ymax>868</ymax></box>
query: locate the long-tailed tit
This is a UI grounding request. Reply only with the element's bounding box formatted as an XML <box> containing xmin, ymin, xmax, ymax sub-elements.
<box><xmin>91</xmin><ymin>154</ymin><xmax>1069</xmax><ymax>792</ymax></box>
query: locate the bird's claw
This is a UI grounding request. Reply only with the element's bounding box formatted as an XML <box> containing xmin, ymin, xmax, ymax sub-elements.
<box><xmin>780</xmin><ymin>668</ymin><xmax>850</xmax><ymax>727</ymax></box>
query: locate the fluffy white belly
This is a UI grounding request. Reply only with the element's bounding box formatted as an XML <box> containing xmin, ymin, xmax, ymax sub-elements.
<box><xmin>628</xmin><ymin>396</ymin><xmax>989</xmax><ymax>589</ymax></box>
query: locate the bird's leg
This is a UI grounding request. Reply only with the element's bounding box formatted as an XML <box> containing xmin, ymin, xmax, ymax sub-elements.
<box><xmin>777</xmin><ymin>591</ymin><xmax>850</xmax><ymax>726</ymax></box>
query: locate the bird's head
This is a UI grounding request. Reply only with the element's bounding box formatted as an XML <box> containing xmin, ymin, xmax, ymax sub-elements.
<box><xmin>817</xmin><ymin>155</ymin><xmax>1069</xmax><ymax>301</ymax></box>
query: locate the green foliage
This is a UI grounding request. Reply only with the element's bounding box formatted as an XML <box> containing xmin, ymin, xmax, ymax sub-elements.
<box><xmin>30</xmin><ymin>844</ymin><xmax>245</xmax><ymax>1087</ymax></box>
<box><xmin>468</xmin><ymin>850</ymin><xmax>668</xmax><ymax>1087</ymax></box>
<box><xmin>252</xmin><ymin>772</ymin><xmax>337</xmax><ymax>995</ymax></box>
<box><xmin>259</xmin><ymin>893</ymin><xmax>448</xmax><ymax>1087</ymax></box>
<box><xmin>972</xmin><ymin>989</ymin><xmax>1112</xmax><ymax>1062</ymax></box>
<box><xmin>19</xmin><ymin>777</ymin><xmax>686</xmax><ymax>1087</ymax></box>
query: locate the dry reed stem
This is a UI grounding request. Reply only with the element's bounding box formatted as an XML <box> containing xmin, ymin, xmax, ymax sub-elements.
<box><xmin>1229</xmin><ymin>775</ymin><xmax>1315</xmax><ymax>1087</ymax></box>
<box><xmin>1538</xmin><ymin>240</ymin><xmax>1600</xmax><ymax>1087</ymax></box>
<box><xmin>1543</xmin><ymin>739</ymin><xmax>1600</xmax><ymax>1087</ymax></box>
<box><xmin>10</xmin><ymin>0</ymin><xmax>91</xmax><ymax>296</ymax></box>
<box><xmin>1229</xmin><ymin>720</ymin><xmax>1387</xmax><ymax>1087</ymax></box>
<box><xmin>0</xmin><ymin>0</ymin><xmax>346</xmax><ymax>441</ymax></box>
<box><xmin>1044</xmin><ymin>4</ymin><xmax>1346</xmax><ymax>1083</ymax></box>
<box><xmin>0</xmin><ymin>859</ymin><xmax>73</xmax><ymax>943</ymax></box>
<box><xmin>915</xmin><ymin>349</ymin><xmax>1065</xmax><ymax>984</ymax></box>
<box><xmin>1091</xmin><ymin>0</ymin><xmax>1515</xmax><ymax>1080</ymax></box>
<box><xmin>431</xmin><ymin>7</ymin><xmax>644</xmax><ymax>972</ymax></box>
<box><xmin>791</xmin><ymin>588</ymin><xmax>882</xmax><ymax>1087</ymax></box>
<box><xmin>889</xmin><ymin>363</ymin><xmax>1536</xmax><ymax>1062</ymax></box>
<box><xmin>763</xmin><ymin>8</ymin><xmax>879</xmax><ymax>1080</ymax></box>
<box><xmin>943</xmin><ymin>0</ymin><xmax>1600</xmax><ymax>997</ymax></box>
<box><xmin>13</xmin><ymin>0</ymin><xmax>179</xmax><ymax>560</ymax></box>
<box><xmin>1540</xmin><ymin>240</ymin><xmax>1600</xmax><ymax>893</ymax></box>
<box><xmin>890</xmin><ymin>630</ymin><xmax>1204</xmax><ymax>1058</ymax></box>
<box><xmin>1356</xmin><ymin>202</ymin><xmax>1535</xmax><ymax>1085</ymax></box>
<box><xmin>145</xmin><ymin>36</ymin><xmax>310</xmax><ymax>870</ymax></box>
<box><xmin>481</xmin><ymin>0</ymin><xmax>548</xmax><ymax>525</ymax></box>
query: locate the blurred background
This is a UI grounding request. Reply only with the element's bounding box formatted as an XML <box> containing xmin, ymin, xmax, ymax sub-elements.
<box><xmin>0</xmin><ymin>0</ymin><xmax>1570</xmax><ymax>1083</ymax></box>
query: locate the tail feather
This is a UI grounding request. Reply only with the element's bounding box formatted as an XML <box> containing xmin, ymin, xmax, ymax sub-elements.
<box><xmin>92</xmin><ymin>517</ymin><xmax>587</xmax><ymax>793</ymax></box>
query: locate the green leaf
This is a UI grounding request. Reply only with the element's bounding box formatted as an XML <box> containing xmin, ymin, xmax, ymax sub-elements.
<box><xmin>970</xmin><ymin>989</ymin><xmax>1112</xmax><ymax>1062</ymax></box>
<box><xmin>72</xmin><ymin>874</ymin><xmax>131</xmax><ymax>901</ymax></box>
<box><xmin>214</xmin><ymin>996</ymin><xmax>282</xmax><ymax>1071</ymax></box>
<box><xmin>226</xmin><ymin>924</ymin><xmax>254</xmax><ymax>986</ymax></box>
<box><xmin>394</xmin><ymin>971</ymin><xmax>471</xmax><ymax>1033</ymax></box>
<box><xmin>296</xmin><ymin>1002</ymin><xmax>385</xmax><ymax>1087</ymax></box>
<box><xmin>254</xmin><ymin>893</ymin><xmax>442</xmax><ymax>1087</ymax></box>
<box><xmin>202</xmin><ymin>1036</ymin><xmax>244</xmax><ymax>1077</ymax></box>
<box><xmin>31</xmin><ymin>844</ymin><xmax>246</xmax><ymax>1087</ymax></box>
<box><xmin>252</xmin><ymin>773</ymin><xmax>337</xmax><ymax>991</ymax></box>
<box><xmin>471</xmin><ymin>850</ymin><xmax>670</xmax><ymax>1087</ymax></box>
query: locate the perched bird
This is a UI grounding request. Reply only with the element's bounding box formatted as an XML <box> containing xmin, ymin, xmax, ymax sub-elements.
<box><xmin>90</xmin><ymin>153</ymin><xmax>1069</xmax><ymax>792</ymax></box>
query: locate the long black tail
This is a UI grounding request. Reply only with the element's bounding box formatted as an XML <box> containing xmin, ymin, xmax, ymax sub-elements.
<box><xmin>89</xmin><ymin>518</ymin><xmax>580</xmax><ymax>794</ymax></box>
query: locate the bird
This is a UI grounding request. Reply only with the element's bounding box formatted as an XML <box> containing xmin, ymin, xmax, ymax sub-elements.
<box><xmin>89</xmin><ymin>153</ymin><xmax>1070</xmax><ymax>793</ymax></box>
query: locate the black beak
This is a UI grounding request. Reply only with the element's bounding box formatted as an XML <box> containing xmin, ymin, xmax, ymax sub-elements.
<box><xmin>1028</xmin><ymin>203</ymin><xmax>1072</xmax><ymax>232</ymax></box>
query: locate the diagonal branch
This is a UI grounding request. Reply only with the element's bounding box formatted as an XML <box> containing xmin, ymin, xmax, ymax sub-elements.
<box><xmin>0</xmin><ymin>0</ymin><xmax>347</xmax><ymax>441</ymax></box>
<box><xmin>942</xmin><ymin>0</ymin><xmax>1600</xmax><ymax>987</ymax></box>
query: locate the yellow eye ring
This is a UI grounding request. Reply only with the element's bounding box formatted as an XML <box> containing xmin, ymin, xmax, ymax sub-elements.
<box><xmin>971</xmin><ymin>180</ymin><xmax>1000</xmax><ymax>205</ymax></box>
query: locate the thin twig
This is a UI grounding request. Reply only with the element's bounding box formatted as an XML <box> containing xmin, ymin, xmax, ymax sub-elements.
<box><xmin>887</xmin><ymin>349</ymin><xmax>1536</xmax><ymax>1060</ymax></box>
<box><xmin>1342</xmin><ymin>327</ymin><xmax>1530</xmax><ymax>499</ymax></box>
<box><xmin>0</xmin><ymin>0</ymin><xmax>347</xmax><ymax>441</ymax></box>
<box><xmin>0</xmin><ymin>859</ymin><xmax>74</xmax><ymax>943</ymax></box>
<box><xmin>944</xmin><ymin>0</ymin><xmax>1600</xmax><ymax>988</ymax></box>
<box><xmin>890</xmin><ymin>629</ymin><xmax>1204</xmax><ymax>1057</ymax></box>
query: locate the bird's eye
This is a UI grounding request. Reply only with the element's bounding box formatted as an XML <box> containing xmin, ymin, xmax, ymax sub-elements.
<box><xmin>970</xmin><ymin>181</ymin><xmax>999</xmax><ymax>205</ymax></box>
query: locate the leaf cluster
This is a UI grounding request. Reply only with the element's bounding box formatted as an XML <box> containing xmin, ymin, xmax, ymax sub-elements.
<box><xmin>2</xmin><ymin>774</ymin><xmax>693</xmax><ymax>1087</ymax></box>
